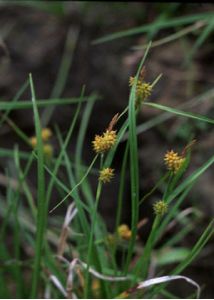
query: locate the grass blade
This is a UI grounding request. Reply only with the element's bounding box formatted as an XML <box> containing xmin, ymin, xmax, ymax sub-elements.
<box><xmin>92</xmin><ymin>12</ymin><xmax>213</xmax><ymax>44</ymax></box>
<box><xmin>143</xmin><ymin>102</ymin><xmax>214</xmax><ymax>124</ymax></box>
<box><xmin>0</xmin><ymin>95</ymin><xmax>98</xmax><ymax>111</ymax></box>
<box><xmin>124</xmin><ymin>42</ymin><xmax>151</xmax><ymax>273</ymax></box>
<box><xmin>29</xmin><ymin>74</ymin><xmax>46</xmax><ymax>298</ymax></box>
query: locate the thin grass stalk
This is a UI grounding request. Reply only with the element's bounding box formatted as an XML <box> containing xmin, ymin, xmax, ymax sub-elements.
<box><xmin>29</xmin><ymin>74</ymin><xmax>46</xmax><ymax>298</ymax></box>
<box><xmin>124</xmin><ymin>42</ymin><xmax>152</xmax><ymax>275</ymax></box>
<box><xmin>84</xmin><ymin>154</ymin><xmax>105</xmax><ymax>298</ymax></box>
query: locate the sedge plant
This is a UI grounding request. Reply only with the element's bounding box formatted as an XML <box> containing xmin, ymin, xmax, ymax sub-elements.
<box><xmin>0</xmin><ymin>43</ymin><xmax>213</xmax><ymax>299</ymax></box>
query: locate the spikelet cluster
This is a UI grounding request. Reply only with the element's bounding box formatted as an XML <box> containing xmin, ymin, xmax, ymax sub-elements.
<box><xmin>29</xmin><ymin>127</ymin><xmax>53</xmax><ymax>159</ymax></box>
<box><xmin>117</xmin><ymin>224</ymin><xmax>132</xmax><ymax>240</ymax></box>
<box><xmin>129</xmin><ymin>75</ymin><xmax>152</xmax><ymax>106</ymax></box>
<box><xmin>153</xmin><ymin>200</ymin><xmax>168</xmax><ymax>216</ymax></box>
<box><xmin>29</xmin><ymin>136</ymin><xmax>37</xmax><ymax>148</ymax></box>
<box><xmin>41</xmin><ymin>128</ymin><xmax>52</xmax><ymax>141</ymax></box>
<box><xmin>164</xmin><ymin>150</ymin><xmax>185</xmax><ymax>174</ymax></box>
<box><xmin>92</xmin><ymin>130</ymin><xmax>117</xmax><ymax>154</ymax></box>
<box><xmin>99</xmin><ymin>167</ymin><xmax>114</xmax><ymax>183</ymax></box>
<box><xmin>29</xmin><ymin>128</ymin><xmax>53</xmax><ymax>148</ymax></box>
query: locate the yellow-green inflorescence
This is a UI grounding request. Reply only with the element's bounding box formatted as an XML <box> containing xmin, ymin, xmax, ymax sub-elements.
<box><xmin>117</xmin><ymin>224</ymin><xmax>132</xmax><ymax>240</ymax></box>
<box><xmin>29</xmin><ymin>127</ymin><xmax>53</xmax><ymax>159</ymax></box>
<box><xmin>153</xmin><ymin>200</ymin><xmax>168</xmax><ymax>216</ymax></box>
<box><xmin>99</xmin><ymin>167</ymin><xmax>114</xmax><ymax>183</ymax></box>
<box><xmin>164</xmin><ymin>150</ymin><xmax>185</xmax><ymax>174</ymax></box>
<box><xmin>29</xmin><ymin>127</ymin><xmax>53</xmax><ymax>148</ymax></box>
<box><xmin>92</xmin><ymin>130</ymin><xmax>117</xmax><ymax>154</ymax></box>
<box><xmin>129</xmin><ymin>75</ymin><xmax>152</xmax><ymax>108</ymax></box>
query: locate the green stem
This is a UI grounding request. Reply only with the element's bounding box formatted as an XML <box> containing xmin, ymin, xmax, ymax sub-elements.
<box><xmin>134</xmin><ymin>216</ymin><xmax>160</xmax><ymax>278</ymax></box>
<box><xmin>49</xmin><ymin>154</ymin><xmax>98</xmax><ymax>213</ymax></box>
<box><xmin>84</xmin><ymin>155</ymin><xmax>104</xmax><ymax>298</ymax></box>
<box><xmin>29</xmin><ymin>74</ymin><xmax>46</xmax><ymax>298</ymax></box>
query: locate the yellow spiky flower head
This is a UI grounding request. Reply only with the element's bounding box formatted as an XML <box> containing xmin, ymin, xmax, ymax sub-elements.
<box><xmin>99</xmin><ymin>167</ymin><xmax>114</xmax><ymax>183</ymax></box>
<box><xmin>41</xmin><ymin>128</ymin><xmax>52</xmax><ymax>141</ymax></box>
<box><xmin>92</xmin><ymin>114</ymin><xmax>119</xmax><ymax>154</ymax></box>
<box><xmin>43</xmin><ymin>144</ymin><xmax>53</xmax><ymax>158</ymax></box>
<box><xmin>164</xmin><ymin>150</ymin><xmax>185</xmax><ymax>174</ymax></box>
<box><xmin>153</xmin><ymin>200</ymin><xmax>168</xmax><ymax>216</ymax></box>
<box><xmin>139</xmin><ymin>82</ymin><xmax>152</xmax><ymax>99</ymax></box>
<box><xmin>29</xmin><ymin>136</ymin><xmax>37</xmax><ymax>148</ymax></box>
<box><xmin>129</xmin><ymin>73</ymin><xmax>153</xmax><ymax>108</ymax></box>
<box><xmin>29</xmin><ymin>127</ymin><xmax>52</xmax><ymax>148</ymax></box>
<box><xmin>117</xmin><ymin>224</ymin><xmax>132</xmax><ymax>240</ymax></box>
<box><xmin>92</xmin><ymin>130</ymin><xmax>117</xmax><ymax>154</ymax></box>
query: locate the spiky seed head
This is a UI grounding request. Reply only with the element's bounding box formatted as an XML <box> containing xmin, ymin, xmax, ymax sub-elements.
<box><xmin>41</xmin><ymin>128</ymin><xmax>52</xmax><ymax>141</ymax></box>
<box><xmin>129</xmin><ymin>76</ymin><xmax>153</xmax><ymax>109</ymax></box>
<box><xmin>164</xmin><ymin>150</ymin><xmax>185</xmax><ymax>174</ymax></box>
<box><xmin>117</xmin><ymin>224</ymin><xmax>132</xmax><ymax>240</ymax></box>
<box><xmin>29</xmin><ymin>136</ymin><xmax>37</xmax><ymax>148</ymax></box>
<box><xmin>99</xmin><ymin>167</ymin><xmax>114</xmax><ymax>183</ymax></box>
<box><xmin>129</xmin><ymin>76</ymin><xmax>136</xmax><ymax>87</ymax></box>
<box><xmin>92</xmin><ymin>130</ymin><xmax>117</xmax><ymax>154</ymax></box>
<box><xmin>140</xmin><ymin>82</ymin><xmax>152</xmax><ymax>99</ymax></box>
<box><xmin>29</xmin><ymin>128</ymin><xmax>52</xmax><ymax>148</ymax></box>
<box><xmin>153</xmin><ymin>200</ymin><xmax>168</xmax><ymax>216</ymax></box>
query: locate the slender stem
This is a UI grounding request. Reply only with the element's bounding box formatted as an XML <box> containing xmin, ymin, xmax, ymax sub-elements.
<box><xmin>84</xmin><ymin>155</ymin><xmax>104</xmax><ymax>298</ymax></box>
<box><xmin>29</xmin><ymin>74</ymin><xmax>46</xmax><ymax>298</ymax></box>
<box><xmin>49</xmin><ymin>154</ymin><xmax>98</xmax><ymax>213</ymax></box>
<box><xmin>134</xmin><ymin>216</ymin><xmax>160</xmax><ymax>279</ymax></box>
<box><xmin>139</xmin><ymin>172</ymin><xmax>170</xmax><ymax>206</ymax></box>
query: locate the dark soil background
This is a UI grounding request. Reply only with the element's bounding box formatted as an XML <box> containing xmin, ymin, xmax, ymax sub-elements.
<box><xmin>0</xmin><ymin>2</ymin><xmax>213</xmax><ymax>298</ymax></box>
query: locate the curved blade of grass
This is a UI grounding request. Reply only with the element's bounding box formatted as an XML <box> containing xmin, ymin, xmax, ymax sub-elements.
<box><xmin>151</xmin><ymin>219</ymin><xmax>213</xmax><ymax>298</ymax></box>
<box><xmin>164</xmin><ymin>224</ymin><xmax>194</xmax><ymax>248</ymax></box>
<box><xmin>49</xmin><ymin>154</ymin><xmax>98</xmax><ymax>213</ymax></box>
<box><xmin>133</xmin><ymin>21</ymin><xmax>206</xmax><ymax>50</ymax></box>
<box><xmin>167</xmin><ymin>154</ymin><xmax>214</xmax><ymax>205</ymax></box>
<box><xmin>122</xmin><ymin>87</ymin><xmax>214</xmax><ymax>141</ymax></box>
<box><xmin>46</xmin><ymin>87</ymin><xmax>84</xmax><ymax>207</ymax></box>
<box><xmin>0</xmin><ymin>148</ymin><xmax>99</xmax><ymax>175</ymax></box>
<box><xmin>92</xmin><ymin>12</ymin><xmax>213</xmax><ymax>44</ymax></box>
<box><xmin>42</xmin><ymin>26</ymin><xmax>79</xmax><ymax>126</ymax></box>
<box><xmin>2</xmin><ymin>114</ymin><xmax>30</xmax><ymax>145</ymax></box>
<box><xmin>29</xmin><ymin>74</ymin><xmax>46</xmax><ymax>298</ymax></box>
<box><xmin>35</xmin><ymin>153</ymin><xmax>91</xmax><ymax>214</ymax></box>
<box><xmin>75</xmin><ymin>97</ymin><xmax>96</xmax><ymax>181</ymax></box>
<box><xmin>172</xmin><ymin>219</ymin><xmax>214</xmax><ymax>275</ymax></box>
<box><xmin>0</xmin><ymin>95</ymin><xmax>98</xmax><ymax>111</ymax></box>
<box><xmin>54</xmin><ymin>125</ymin><xmax>92</xmax><ymax>216</ymax></box>
<box><xmin>0</xmin><ymin>79</ymin><xmax>29</xmax><ymax>127</ymax></box>
<box><xmin>14</xmin><ymin>148</ymin><xmax>36</xmax><ymax>220</ymax></box>
<box><xmin>154</xmin><ymin>247</ymin><xmax>191</xmax><ymax>266</ymax></box>
<box><xmin>143</xmin><ymin>102</ymin><xmax>214</xmax><ymax>124</ymax></box>
<box><xmin>185</xmin><ymin>17</ymin><xmax>214</xmax><ymax>64</ymax></box>
<box><xmin>139</xmin><ymin>172</ymin><xmax>170</xmax><ymax>206</ymax></box>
